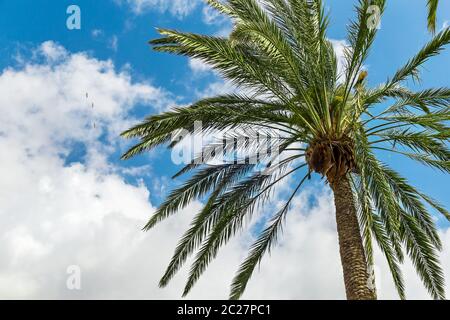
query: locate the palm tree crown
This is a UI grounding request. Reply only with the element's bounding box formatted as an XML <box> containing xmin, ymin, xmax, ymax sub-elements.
<box><xmin>122</xmin><ymin>0</ymin><xmax>450</xmax><ymax>299</ymax></box>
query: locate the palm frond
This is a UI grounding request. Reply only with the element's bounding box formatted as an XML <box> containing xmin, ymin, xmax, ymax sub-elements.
<box><xmin>364</xmin><ymin>28</ymin><xmax>450</xmax><ymax>106</ymax></box>
<box><xmin>391</xmin><ymin>27</ymin><xmax>450</xmax><ymax>85</ymax></box>
<box><xmin>354</xmin><ymin>129</ymin><xmax>405</xmax><ymax>263</ymax></box>
<box><xmin>427</xmin><ymin>0</ymin><xmax>439</xmax><ymax>34</ymax></box>
<box><xmin>352</xmin><ymin>174</ymin><xmax>406</xmax><ymax>299</ymax></box>
<box><xmin>342</xmin><ymin>0</ymin><xmax>386</xmax><ymax>103</ymax></box>
<box><xmin>371</xmin><ymin>129</ymin><xmax>450</xmax><ymax>161</ymax></box>
<box><xmin>144</xmin><ymin>164</ymin><xmax>254</xmax><ymax>230</ymax></box>
<box><xmin>399</xmin><ymin>211</ymin><xmax>445</xmax><ymax>299</ymax></box>
<box><xmin>229</xmin><ymin>173</ymin><xmax>309</xmax><ymax>300</ymax></box>
<box><xmin>355</xmin><ymin>128</ymin><xmax>446</xmax><ymax>299</ymax></box>
<box><xmin>181</xmin><ymin>164</ymin><xmax>307</xmax><ymax>296</ymax></box>
<box><xmin>121</xmin><ymin>94</ymin><xmax>303</xmax><ymax>159</ymax></box>
<box><xmin>205</xmin><ymin>0</ymin><xmax>232</xmax><ymax>15</ymax></box>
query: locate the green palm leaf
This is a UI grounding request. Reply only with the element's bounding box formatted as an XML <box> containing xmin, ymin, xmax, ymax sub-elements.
<box><xmin>427</xmin><ymin>0</ymin><xmax>439</xmax><ymax>34</ymax></box>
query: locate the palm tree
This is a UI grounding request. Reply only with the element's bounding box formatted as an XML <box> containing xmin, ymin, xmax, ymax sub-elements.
<box><xmin>427</xmin><ymin>0</ymin><xmax>439</xmax><ymax>33</ymax></box>
<box><xmin>121</xmin><ymin>0</ymin><xmax>450</xmax><ymax>300</ymax></box>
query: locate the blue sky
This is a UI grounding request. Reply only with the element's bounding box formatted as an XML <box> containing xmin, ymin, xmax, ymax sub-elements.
<box><xmin>0</xmin><ymin>0</ymin><xmax>449</xmax><ymax>299</ymax></box>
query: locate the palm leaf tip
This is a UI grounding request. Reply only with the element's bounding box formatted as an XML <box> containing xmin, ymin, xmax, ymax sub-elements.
<box><xmin>427</xmin><ymin>0</ymin><xmax>439</xmax><ymax>33</ymax></box>
<box><xmin>158</xmin><ymin>273</ymin><xmax>171</xmax><ymax>288</ymax></box>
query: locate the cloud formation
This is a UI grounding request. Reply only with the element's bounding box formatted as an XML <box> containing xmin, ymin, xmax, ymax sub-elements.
<box><xmin>0</xmin><ymin>41</ymin><xmax>179</xmax><ymax>298</ymax></box>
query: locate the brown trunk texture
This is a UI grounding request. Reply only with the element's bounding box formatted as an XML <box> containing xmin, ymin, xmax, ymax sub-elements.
<box><xmin>331</xmin><ymin>176</ymin><xmax>377</xmax><ymax>300</ymax></box>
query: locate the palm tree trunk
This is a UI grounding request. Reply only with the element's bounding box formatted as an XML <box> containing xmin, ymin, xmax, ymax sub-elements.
<box><xmin>331</xmin><ymin>175</ymin><xmax>377</xmax><ymax>300</ymax></box>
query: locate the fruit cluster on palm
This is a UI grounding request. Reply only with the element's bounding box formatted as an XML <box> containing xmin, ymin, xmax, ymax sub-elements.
<box><xmin>122</xmin><ymin>0</ymin><xmax>450</xmax><ymax>300</ymax></box>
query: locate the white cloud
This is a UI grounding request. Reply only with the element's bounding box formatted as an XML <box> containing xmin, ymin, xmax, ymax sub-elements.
<box><xmin>0</xmin><ymin>41</ymin><xmax>449</xmax><ymax>300</ymax></box>
<box><xmin>120</xmin><ymin>0</ymin><xmax>201</xmax><ymax>18</ymax></box>
<box><xmin>330</xmin><ymin>39</ymin><xmax>349</xmax><ymax>81</ymax></box>
<box><xmin>39</xmin><ymin>41</ymin><xmax>68</xmax><ymax>61</ymax></box>
<box><xmin>188</xmin><ymin>58</ymin><xmax>212</xmax><ymax>74</ymax></box>
<box><xmin>0</xmin><ymin>41</ymin><xmax>187</xmax><ymax>299</ymax></box>
<box><xmin>118</xmin><ymin>0</ymin><xmax>231</xmax><ymax>26</ymax></box>
<box><xmin>202</xmin><ymin>5</ymin><xmax>226</xmax><ymax>25</ymax></box>
<box><xmin>195</xmin><ymin>79</ymin><xmax>236</xmax><ymax>98</ymax></box>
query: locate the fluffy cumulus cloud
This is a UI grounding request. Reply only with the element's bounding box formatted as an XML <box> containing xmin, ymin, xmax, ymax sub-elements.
<box><xmin>0</xmin><ymin>41</ymin><xmax>186</xmax><ymax>299</ymax></box>
<box><xmin>0</xmin><ymin>41</ymin><xmax>449</xmax><ymax>300</ymax></box>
